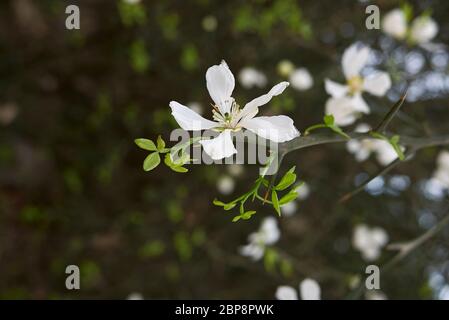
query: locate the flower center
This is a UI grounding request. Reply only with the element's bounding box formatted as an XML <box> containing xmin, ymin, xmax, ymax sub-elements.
<box><xmin>347</xmin><ymin>76</ymin><xmax>364</xmax><ymax>94</ymax></box>
<box><xmin>212</xmin><ymin>101</ymin><xmax>243</xmax><ymax>131</ymax></box>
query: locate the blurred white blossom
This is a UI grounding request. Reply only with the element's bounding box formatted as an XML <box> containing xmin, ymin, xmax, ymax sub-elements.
<box><xmin>281</xmin><ymin>201</ymin><xmax>297</xmax><ymax>217</ymax></box>
<box><xmin>431</xmin><ymin>151</ymin><xmax>449</xmax><ymax>190</ymax></box>
<box><xmin>227</xmin><ymin>164</ymin><xmax>244</xmax><ymax>177</ymax></box>
<box><xmin>217</xmin><ymin>175</ymin><xmax>235</xmax><ymax>195</ymax></box>
<box><xmin>0</xmin><ymin>102</ymin><xmax>18</xmax><ymax>126</ymax></box>
<box><xmin>353</xmin><ymin>224</ymin><xmax>388</xmax><ymax>261</ymax></box>
<box><xmin>365</xmin><ymin>290</ymin><xmax>388</xmax><ymax>300</ymax></box>
<box><xmin>238</xmin><ymin>67</ymin><xmax>267</xmax><ymax>89</ymax></box>
<box><xmin>346</xmin><ymin>124</ymin><xmax>399</xmax><ymax>166</ymax></box>
<box><xmin>276</xmin><ymin>278</ymin><xmax>321</xmax><ymax>300</ymax></box>
<box><xmin>289</xmin><ymin>68</ymin><xmax>313</xmax><ymax>91</ymax></box>
<box><xmin>325</xmin><ymin>44</ymin><xmax>391</xmax><ymax>126</ymax></box>
<box><xmin>202</xmin><ymin>15</ymin><xmax>217</xmax><ymax>32</ymax></box>
<box><xmin>382</xmin><ymin>8</ymin><xmax>438</xmax><ymax>45</ymax></box>
<box><xmin>239</xmin><ymin>217</ymin><xmax>280</xmax><ymax>261</ymax></box>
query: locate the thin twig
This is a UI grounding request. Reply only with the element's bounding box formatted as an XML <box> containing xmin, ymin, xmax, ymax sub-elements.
<box><xmin>374</xmin><ymin>90</ymin><xmax>408</xmax><ymax>133</ymax></box>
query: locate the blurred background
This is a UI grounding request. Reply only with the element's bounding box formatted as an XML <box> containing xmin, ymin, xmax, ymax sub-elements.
<box><xmin>1</xmin><ymin>0</ymin><xmax>449</xmax><ymax>299</ymax></box>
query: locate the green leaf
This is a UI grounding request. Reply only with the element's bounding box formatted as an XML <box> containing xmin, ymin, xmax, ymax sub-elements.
<box><xmin>279</xmin><ymin>192</ymin><xmax>298</xmax><ymax>205</ymax></box>
<box><xmin>241</xmin><ymin>211</ymin><xmax>256</xmax><ymax>220</ymax></box>
<box><xmin>135</xmin><ymin>138</ymin><xmax>157</xmax><ymax>151</ymax></box>
<box><xmin>143</xmin><ymin>152</ymin><xmax>160</xmax><ymax>171</ymax></box>
<box><xmin>170</xmin><ymin>165</ymin><xmax>188</xmax><ymax>173</ymax></box>
<box><xmin>232</xmin><ymin>215</ymin><xmax>241</xmax><ymax>222</ymax></box>
<box><xmin>329</xmin><ymin>125</ymin><xmax>350</xmax><ymax>139</ymax></box>
<box><xmin>275</xmin><ymin>167</ymin><xmax>297</xmax><ymax>191</ymax></box>
<box><xmin>272</xmin><ymin>191</ymin><xmax>281</xmax><ymax>216</ymax></box>
<box><xmin>224</xmin><ymin>203</ymin><xmax>237</xmax><ymax>211</ymax></box>
<box><xmin>323</xmin><ymin>114</ymin><xmax>335</xmax><ymax>126</ymax></box>
<box><xmin>389</xmin><ymin>135</ymin><xmax>405</xmax><ymax>161</ymax></box>
<box><xmin>157</xmin><ymin>135</ymin><xmax>166</xmax><ymax>150</ymax></box>
<box><xmin>264</xmin><ymin>248</ymin><xmax>279</xmax><ymax>273</ymax></box>
<box><xmin>213</xmin><ymin>199</ymin><xmax>226</xmax><ymax>207</ymax></box>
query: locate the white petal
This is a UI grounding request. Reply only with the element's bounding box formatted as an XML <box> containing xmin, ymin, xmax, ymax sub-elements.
<box><xmin>342</xmin><ymin>44</ymin><xmax>370</xmax><ymax>79</ymax></box>
<box><xmin>299</xmin><ymin>278</ymin><xmax>321</xmax><ymax>300</ymax></box>
<box><xmin>325</xmin><ymin>96</ymin><xmax>358</xmax><ymax>127</ymax></box>
<box><xmin>241</xmin><ymin>115</ymin><xmax>300</xmax><ymax>143</ymax></box>
<box><xmin>382</xmin><ymin>9</ymin><xmax>407</xmax><ymax>40</ymax></box>
<box><xmin>324</xmin><ymin>79</ymin><xmax>348</xmax><ymax>98</ymax></box>
<box><xmin>351</xmin><ymin>93</ymin><xmax>370</xmax><ymax>113</ymax></box>
<box><xmin>437</xmin><ymin>151</ymin><xmax>449</xmax><ymax>170</ymax></box>
<box><xmin>206</xmin><ymin>60</ymin><xmax>235</xmax><ymax>113</ymax></box>
<box><xmin>199</xmin><ymin>129</ymin><xmax>237</xmax><ymax>160</ymax></box>
<box><xmin>239</xmin><ymin>82</ymin><xmax>290</xmax><ymax>121</ymax></box>
<box><xmin>373</xmin><ymin>140</ymin><xmax>399</xmax><ymax>166</ymax></box>
<box><xmin>275</xmin><ymin>286</ymin><xmax>298</xmax><ymax>300</ymax></box>
<box><xmin>169</xmin><ymin>101</ymin><xmax>218</xmax><ymax>130</ymax></box>
<box><xmin>363</xmin><ymin>72</ymin><xmax>391</xmax><ymax>96</ymax></box>
<box><xmin>410</xmin><ymin>16</ymin><xmax>438</xmax><ymax>45</ymax></box>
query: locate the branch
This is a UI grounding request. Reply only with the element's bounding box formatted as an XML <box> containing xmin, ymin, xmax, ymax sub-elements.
<box><xmin>374</xmin><ymin>90</ymin><xmax>407</xmax><ymax>133</ymax></box>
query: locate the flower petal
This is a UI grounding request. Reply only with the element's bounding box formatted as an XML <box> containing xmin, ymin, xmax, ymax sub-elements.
<box><xmin>363</xmin><ymin>72</ymin><xmax>391</xmax><ymax>96</ymax></box>
<box><xmin>382</xmin><ymin>9</ymin><xmax>407</xmax><ymax>40</ymax></box>
<box><xmin>238</xmin><ymin>82</ymin><xmax>290</xmax><ymax>121</ymax></box>
<box><xmin>199</xmin><ymin>129</ymin><xmax>237</xmax><ymax>160</ymax></box>
<box><xmin>169</xmin><ymin>101</ymin><xmax>218</xmax><ymax>130</ymax></box>
<box><xmin>206</xmin><ymin>60</ymin><xmax>235</xmax><ymax>114</ymax></box>
<box><xmin>275</xmin><ymin>286</ymin><xmax>298</xmax><ymax>300</ymax></box>
<box><xmin>410</xmin><ymin>16</ymin><xmax>438</xmax><ymax>45</ymax></box>
<box><xmin>299</xmin><ymin>278</ymin><xmax>321</xmax><ymax>300</ymax></box>
<box><xmin>342</xmin><ymin>44</ymin><xmax>370</xmax><ymax>79</ymax></box>
<box><xmin>241</xmin><ymin>115</ymin><xmax>300</xmax><ymax>143</ymax></box>
<box><xmin>351</xmin><ymin>93</ymin><xmax>370</xmax><ymax>113</ymax></box>
<box><xmin>325</xmin><ymin>96</ymin><xmax>358</xmax><ymax>127</ymax></box>
<box><xmin>324</xmin><ymin>79</ymin><xmax>348</xmax><ymax>98</ymax></box>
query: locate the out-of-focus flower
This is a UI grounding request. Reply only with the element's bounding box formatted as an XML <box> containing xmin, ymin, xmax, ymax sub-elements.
<box><xmin>281</xmin><ymin>201</ymin><xmax>297</xmax><ymax>217</ymax></box>
<box><xmin>365</xmin><ymin>290</ymin><xmax>388</xmax><ymax>300</ymax></box>
<box><xmin>382</xmin><ymin>9</ymin><xmax>407</xmax><ymax>40</ymax></box>
<box><xmin>382</xmin><ymin>8</ymin><xmax>438</xmax><ymax>45</ymax></box>
<box><xmin>297</xmin><ymin>182</ymin><xmax>310</xmax><ymax>200</ymax></box>
<box><xmin>124</xmin><ymin>0</ymin><xmax>141</xmax><ymax>4</ymax></box>
<box><xmin>410</xmin><ymin>16</ymin><xmax>438</xmax><ymax>45</ymax></box>
<box><xmin>0</xmin><ymin>102</ymin><xmax>18</xmax><ymax>126</ymax></box>
<box><xmin>432</xmin><ymin>151</ymin><xmax>449</xmax><ymax>189</ymax></box>
<box><xmin>324</xmin><ymin>44</ymin><xmax>391</xmax><ymax>126</ymax></box>
<box><xmin>216</xmin><ymin>175</ymin><xmax>235</xmax><ymax>195</ymax></box>
<box><xmin>353</xmin><ymin>224</ymin><xmax>388</xmax><ymax>261</ymax></box>
<box><xmin>276</xmin><ymin>278</ymin><xmax>321</xmax><ymax>300</ymax></box>
<box><xmin>187</xmin><ymin>102</ymin><xmax>203</xmax><ymax>115</ymax></box>
<box><xmin>227</xmin><ymin>164</ymin><xmax>244</xmax><ymax>177</ymax></box>
<box><xmin>127</xmin><ymin>292</ymin><xmax>144</xmax><ymax>300</ymax></box>
<box><xmin>277</xmin><ymin>60</ymin><xmax>295</xmax><ymax>77</ymax></box>
<box><xmin>238</xmin><ymin>67</ymin><xmax>267</xmax><ymax>89</ymax></box>
<box><xmin>239</xmin><ymin>217</ymin><xmax>280</xmax><ymax>261</ymax></box>
<box><xmin>346</xmin><ymin>124</ymin><xmax>399</xmax><ymax>166</ymax></box>
<box><xmin>289</xmin><ymin>68</ymin><xmax>313</xmax><ymax>91</ymax></box>
<box><xmin>202</xmin><ymin>15</ymin><xmax>217</xmax><ymax>32</ymax></box>
<box><xmin>169</xmin><ymin>60</ymin><xmax>299</xmax><ymax>160</ymax></box>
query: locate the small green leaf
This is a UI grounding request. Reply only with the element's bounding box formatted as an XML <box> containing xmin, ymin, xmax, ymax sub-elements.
<box><xmin>272</xmin><ymin>191</ymin><xmax>280</xmax><ymax>216</ymax></box>
<box><xmin>264</xmin><ymin>248</ymin><xmax>279</xmax><ymax>273</ymax></box>
<box><xmin>329</xmin><ymin>125</ymin><xmax>350</xmax><ymax>139</ymax></box>
<box><xmin>232</xmin><ymin>215</ymin><xmax>241</xmax><ymax>222</ymax></box>
<box><xmin>279</xmin><ymin>192</ymin><xmax>298</xmax><ymax>205</ymax></box>
<box><xmin>389</xmin><ymin>135</ymin><xmax>405</xmax><ymax>161</ymax></box>
<box><xmin>241</xmin><ymin>211</ymin><xmax>256</xmax><ymax>220</ymax></box>
<box><xmin>323</xmin><ymin>114</ymin><xmax>335</xmax><ymax>126</ymax></box>
<box><xmin>275</xmin><ymin>167</ymin><xmax>297</xmax><ymax>191</ymax></box>
<box><xmin>135</xmin><ymin>138</ymin><xmax>157</xmax><ymax>151</ymax></box>
<box><xmin>224</xmin><ymin>203</ymin><xmax>237</xmax><ymax>211</ymax></box>
<box><xmin>213</xmin><ymin>199</ymin><xmax>226</xmax><ymax>207</ymax></box>
<box><xmin>170</xmin><ymin>165</ymin><xmax>188</xmax><ymax>173</ymax></box>
<box><xmin>143</xmin><ymin>152</ymin><xmax>160</xmax><ymax>171</ymax></box>
<box><xmin>157</xmin><ymin>135</ymin><xmax>166</xmax><ymax>150</ymax></box>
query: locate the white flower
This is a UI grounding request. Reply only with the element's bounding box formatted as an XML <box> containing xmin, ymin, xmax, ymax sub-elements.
<box><xmin>276</xmin><ymin>278</ymin><xmax>321</xmax><ymax>300</ymax></box>
<box><xmin>382</xmin><ymin>8</ymin><xmax>438</xmax><ymax>45</ymax></box>
<box><xmin>127</xmin><ymin>292</ymin><xmax>143</xmax><ymax>300</ymax></box>
<box><xmin>227</xmin><ymin>164</ymin><xmax>244</xmax><ymax>177</ymax></box>
<box><xmin>170</xmin><ymin>60</ymin><xmax>300</xmax><ymax>160</ymax></box>
<box><xmin>238</xmin><ymin>67</ymin><xmax>267</xmax><ymax>89</ymax></box>
<box><xmin>353</xmin><ymin>224</ymin><xmax>388</xmax><ymax>261</ymax></box>
<box><xmin>297</xmin><ymin>182</ymin><xmax>310</xmax><ymax>200</ymax></box>
<box><xmin>410</xmin><ymin>16</ymin><xmax>438</xmax><ymax>45</ymax></box>
<box><xmin>432</xmin><ymin>151</ymin><xmax>449</xmax><ymax>189</ymax></box>
<box><xmin>277</xmin><ymin>60</ymin><xmax>295</xmax><ymax>77</ymax></box>
<box><xmin>216</xmin><ymin>175</ymin><xmax>235</xmax><ymax>195</ymax></box>
<box><xmin>324</xmin><ymin>44</ymin><xmax>391</xmax><ymax>126</ymax></box>
<box><xmin>289</xmin><ymin>68</ymin><xmax>313</xmax><ymax>91</ymax></box>
<box><xmin>382</xmin><ymin>9</ymin><xmax>407</xmax><ymax>40</ymax></box>
<box><xmin>239</xmin><ymin>217</ymin><xmax>280</xmax><ymax>261</ymax></box>
<box><xmin>346</xmin><ymin>124</ymin><xmax>399</xmax><ymax>166</ymax></box>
